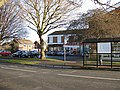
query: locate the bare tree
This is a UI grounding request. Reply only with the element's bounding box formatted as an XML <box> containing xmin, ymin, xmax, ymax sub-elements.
<box><xmin>93</xmin><ymin>0</ymin><xmax>120</xmax><ymax>9</ymax></box>
<box><xmin>87</xmin><ymin>8</ymin><xmax>120</xmax><ymax>38</ymax></box>
<box><xmin>67</xmin><ymin>13</ymin><xmax>89</xmax><ymax>30</ymax></box>
<box><xmin>18</xmin><ymin>0</ymin><xmax>120</xmax><ymax>59</ymax></box>
<box><xmin>67</xmin><ymin>0</ymin><xmax>120</xmax><ymax>30</ymax></box>
<box><xmin>20</xmin><ymin>0</ymin><xmax>82</xmax><ymax>59</ymax></box>
<box><xmin>66</xmin><ymin>0</ymin><xmax>120</xmax><ymax>41</ymax></box>
<box><xmin>67</xmin><ymin>6</ymin><xmax>120</xmax><ymax>39</ymax></box>
<box><xmin>0</xmin><ymin>0</ymin><xmax>28</xmax><ymax>44</ymax></box>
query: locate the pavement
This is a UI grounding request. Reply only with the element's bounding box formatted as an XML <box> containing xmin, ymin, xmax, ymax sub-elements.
<box><xmin>27</xmin><ymin>60</ymin><xmax>120</xmax><ymax>71</ymax></box>
<box><xmin>0</xmin><ymin>57</ymin><xmax>120</xmax><ymax>71</ymax></box>
<box><xmin>0</xmin><ymin>59</ymin><xmax>82</xmax><ymax>69</ymax></box>
<box><xmin>1</xmin><ymin>59</ymin><xmax>120</xmax><ymax>71</ymax></box>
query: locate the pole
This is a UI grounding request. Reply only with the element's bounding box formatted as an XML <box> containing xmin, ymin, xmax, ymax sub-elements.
<box><xmin>64</xmin><ymin>35</ymin><xmax>67</xmax><ymax>63</ymax></box>
<box><xmin>96</xmin><ymin>42</ymin><xmax>98</xmax><ymax>67</ymax></box>
<box><xmin>111</xmin><ymin>42</ymin><xmax>112</xmax><ymax>68</ymax></box>
<box><xmin>64</xmin><ymin>46</ymin><xmax>66</xmax><ymax>61</ymax></box>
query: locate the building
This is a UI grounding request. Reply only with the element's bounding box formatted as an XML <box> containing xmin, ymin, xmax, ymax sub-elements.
<box><xmin>0</xmin><ymin>39</ymin><xmax>35</xmax><ymax>52</ymax></box>
<box><xmin>12</xmin><ymin>39</ymin><xmax>34</xmax><ymax>51</ymax></box>
<box><xmin>0</xmin><ymin>45</ymin><xmax>2</xmax><ymax>50</ymax></box>
<box><xmin>47</xmin><ymin>29</ymin><xmax>87</xmax><ymax>55</ymax></box>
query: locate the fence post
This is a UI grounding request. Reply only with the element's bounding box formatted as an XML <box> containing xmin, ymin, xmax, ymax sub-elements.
<box><xmin>111</xmin><ymin>42</ymin><xmax>112</xmax><ymax>68</ymax></box>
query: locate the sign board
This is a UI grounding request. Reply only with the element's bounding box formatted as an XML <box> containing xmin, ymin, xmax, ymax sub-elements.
<box><xmin>0</xmin><ymin>0</ymin><xmax>8</xmax><ymax>7</ymax></box>
<box><xmin>97</xmin><ymin>42</ymin><xmax>111</xmax><ymax>53</ymax></box>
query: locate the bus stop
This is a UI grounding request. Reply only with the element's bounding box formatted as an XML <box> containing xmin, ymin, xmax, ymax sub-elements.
<box><xmin>82</xmin><ymin>38</ymin><xmax>120</xmax><ymax>68</ymax></box>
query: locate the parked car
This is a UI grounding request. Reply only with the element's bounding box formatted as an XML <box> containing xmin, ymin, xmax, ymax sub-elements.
<box><xmin>57</xmin><ymin>51</ymin><xmax>70</xmax><ymax>56</ymax></box>
<box><xmin>12</xmin><ymin>50</ymin><xmax>28</xmax><ymax>58</ymax></box>
<box><xmin>0</xmin><ymin>50</ymin><xmax>12</xmax><ymax>56</ymax></box>
<box><xmin>46</xmin><ymin>51</ymin><xmax>58</xmax><ymax>56</ymax></box>
<box><xmin>27</xmin><ymin>50</ymin><xmax>40</xmax><ymax>58</ymax></box>
<box><xmin>57</xmin><ymin>51</ymin><xmax>64</xmax><ymax>56</ymax></box>
<box><xmin>81</xmin><ymin>53</ymin><xmax>89</xmax><ymax>57</ymax></box>
<box><xmin>46</xmin><ymin>51</ymin><xmax>54</xmax><ymax>56</ymax></box>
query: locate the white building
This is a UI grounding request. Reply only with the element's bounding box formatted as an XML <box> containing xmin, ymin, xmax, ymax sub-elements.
<box><xmin>47</xmin><ymin>29</ymin><xmax>87</xmax><ymax>55</ymax></box>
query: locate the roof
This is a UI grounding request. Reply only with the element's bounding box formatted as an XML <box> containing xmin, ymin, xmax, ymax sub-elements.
<box><xmin>15</xmin><ymin>39</ymin><xmax>34</xmax><ymax>45</ymax></box>
<box><xmin>49</xmin><ymin>29</ymin><xmax>88</xmax><ymax>35</ymax></box>
<box><xmin>83</xmin><ymin>37</ymin><xmax>120</xmax><ymax>43</ymax></box>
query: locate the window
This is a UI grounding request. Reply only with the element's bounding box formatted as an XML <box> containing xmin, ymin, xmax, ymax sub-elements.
<box><xmin>53</xmin><ymin>37</ymin><xmax>57</xmax><ymax>43</ymax></box>
<box><xmin>68</xmin><ymin>36</ymin><xmax>74</xmax><ymax>42</ymax></box>
<box><xmin>48</xmin><ymin>37</ymin><xmax>50</xmax><ymax>43</ymax></box>
<box><xmin>61</xmin><ymin>36</ymin><xmax>64</xmax><ymax>43</ymax></box>
<box><xmin>24</xmin><ymin>44</ymin><xmax>26</xmax><ymax>47</ymax></box>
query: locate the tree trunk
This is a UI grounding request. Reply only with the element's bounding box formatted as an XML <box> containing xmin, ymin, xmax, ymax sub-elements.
<box><xmin>39</xmin><ymin>35</ymin><xmax>46</xmax><ymax>59</ymax></box>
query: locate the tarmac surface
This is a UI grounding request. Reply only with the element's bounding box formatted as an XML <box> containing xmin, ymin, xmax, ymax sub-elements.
<box><xmin>0</xmin><ymin>63</ymin><xmax>120</xmax><ymax>90</ymax></box>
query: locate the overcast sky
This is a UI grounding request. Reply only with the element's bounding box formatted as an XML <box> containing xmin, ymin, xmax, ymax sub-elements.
<box><xmin>27</xmin><ymin>0</ymin><xmax>120</xmax><ymax>42</ymax></box>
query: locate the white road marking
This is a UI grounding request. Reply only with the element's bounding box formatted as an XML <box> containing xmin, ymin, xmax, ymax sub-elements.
<box><xmin>58</xmin><ymin>74</ymin><xmax>120</xmax><ymax>81</ymax></box>
<box><xmin>41</xmin><ymin>72</ymin><xmax>50</xmax><ymax>74</ymax></box>
<box><xmin>1</xmin><ymin>67</ymin><xmax>37</xmax><ymax>73</ymax></box>
<box><xmin>10</xmin><ymin>65</ymin><xmax>18</xmax><ymax>68</ymax></box>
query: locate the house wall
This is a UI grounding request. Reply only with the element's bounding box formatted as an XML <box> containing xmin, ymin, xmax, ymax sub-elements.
<box><xmin>48</xmin><ymin>35</ymin><xmax>64</xmax><ymax>51</ymax></box>
<box><xmin>0</xmin><ymin>45</ymin><xmax>2</xmax><ymax>50</ymax></box>
<box><xmin>48</xmin><ymin>35</ymin><xmax>64</xmax><ymax>45</ymax></box>
<box><xmin>18</xmin><ymin>44</ymin><xmax>34</xmax><ymax>51</ymax></box>
<box><xmin>47</xmin><ymin>34</ymin><xmax>82</xmax><ymax>55</ymax></box>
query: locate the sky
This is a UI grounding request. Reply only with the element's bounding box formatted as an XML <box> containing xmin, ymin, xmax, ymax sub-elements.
<box><xmin>27</xmin><ymin>0</ymin><xmax>120</xmax><ymax>43</ymax></box>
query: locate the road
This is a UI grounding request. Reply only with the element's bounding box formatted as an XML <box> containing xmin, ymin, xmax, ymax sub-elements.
<box><xmin>0</xmin><ymin>64</ymin><xmax>120</xmax><ymax>90</ymax></box>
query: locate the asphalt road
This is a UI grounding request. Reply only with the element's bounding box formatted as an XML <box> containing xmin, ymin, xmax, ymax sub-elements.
<box><xmin>0</xmin><ymin>64</ymin><xmax>120</xmax><ymax>90</ymax></box>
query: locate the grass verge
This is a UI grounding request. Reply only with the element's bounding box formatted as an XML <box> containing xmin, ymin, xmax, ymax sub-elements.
<box><xmin>0</xmin><ymin>59</ymin><xmax>40</xmax><ymax>65</ymax></box>
<box><xmin>0</xmin><ymin>56</ymin><xmax>81</xmax><ymax>66</ymax></box>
